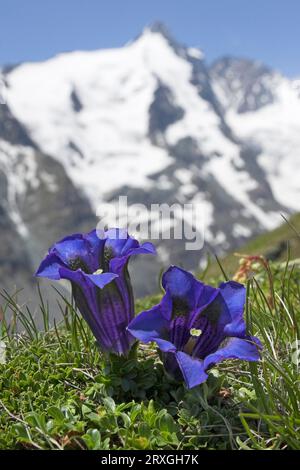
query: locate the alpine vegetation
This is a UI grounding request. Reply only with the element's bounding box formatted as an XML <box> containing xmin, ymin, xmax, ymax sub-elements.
<box><xmin>2</xmin><ymin>221</ymin><xmax>300</xmax><ymax>450</ymax></box>
<box><xmin>36</xmin><ymin>229</ymin><xmax>260</xmax><ymax>386</ymax></box>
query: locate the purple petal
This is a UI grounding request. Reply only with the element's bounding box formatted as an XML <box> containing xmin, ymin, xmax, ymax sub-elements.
<box><xmin>114</xmin><ymin>266</ymin><xmax>135</xmax><ymax>327</ymax></box>
<box><xmin>35</xmin><ymin>252</ymin><xmax>66</xmax><ymax>280</ymax></box>
<box><xmin>190</xmin><ymin>283</ymin><xmax>246</xmax><ymax>359</ymax></box>
<box><xmin>65</xmin><ymin>267</ymin><xmax>134</xmax><ymax>355</ymax></box>
<box><xmin>94</xmin><ymin>283</ymin><xmax>135</xmax><ymax>355</ymax></box>
<box><xmin>155</xmin><ymin>338</ymin><xmax>177</xmax><ymax>352</ymax></box>
<box><xmin>35</xmin><ymin>228</ymin><xmax>140</xmax><ymax>357</ymax></box>
<box><xmin>128</xmin><ymin>305</ymin><xmax>168</xmax><ymax>343</ymax></box>
<box><xmin>203</xmin><ymin>336</ymin><xmax>261</xmax><ymax>371</ymax></box>
<box><xmin>52</xmin><ymin>235</ymin><xmax>97</xmax><ymax>272</ymax></box>
<box><xmin>162</xmin><ymin>266</ymin><xmax>218</xmax><ymax>312</ymax></box>
<box><xmin>109</xmin><ymin>242</ymin><xmax>156</xmax><ymax>274</ymax></box>
<box><xmin>188</xmin><ymin>314</ymin><xmax>222</xmax><ymax>359</ymax></box>
<box><xmin>159</xmin><ymin>290</ymin><xmax>173</xmax><ymax>321</ymax></box>
<box><xmin>109</xmin><ymin>257</ymin><xmax>129</xmax><ymax>275</ymax></box>
<box><xmin>161</xmin><ymin>266</ymin><xmax>220</xmax><ymax>352</ymax></box>
<box><xmin>175</xmin><ymin>351</ymin><xmax>208</xmax><ymax>388</ymax></box>
<box><xmin>104</xmin><ymin>229</ymin><xmax>139</xmax><ymax>257</ymax></box>
<box><xmin>127</xmin><ymin>242</ymin><xmax>157</xmax><ymax>256</ymax></box>
<box><xmin>85</xmin><ymin>272</ymin><xmax>119</xmax><ymax>289</ymax></box>
<box><xmin>162</xmin><ymin>266</ymin><xmax>197</xmax><ymax>304</ymax></box>
<box><xmin>83</xmin><ymin>229</ymin><xmax>106</xmax><ymax>263</ymax></box>
<box><xmin>58</xmin><ymin>265</ymin><xmax>87</xmax><ymax>286</ymax></box>
<box><xmin>128</xmin><ymin>300</ymin><xmax>178</xmax><ymax>352</ymax></box>
<box><xmin>220</xmin><ymin>281</ymin><xmax>247</xmax><ymax>337</ymax></box>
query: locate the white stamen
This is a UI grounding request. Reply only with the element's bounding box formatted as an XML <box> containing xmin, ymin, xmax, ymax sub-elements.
<box><xmin>93</xmin><ymin>268</ymin><xmax>103</xmax><ymax>275</ymax></box>
<box><xmin>190</xmin><ymin>328</ymin><xmax>202</xmax><ymax>337</ymax></box>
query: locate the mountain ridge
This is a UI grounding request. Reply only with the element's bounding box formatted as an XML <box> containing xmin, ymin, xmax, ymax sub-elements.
<box><xmin>0</xmin><ymin>23</ymin><xmax>299</xmax><ymax>306</ymax></box>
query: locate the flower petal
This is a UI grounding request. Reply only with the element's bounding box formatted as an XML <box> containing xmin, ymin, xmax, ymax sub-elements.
<box><xmin>128</xmin><ymin>305</ymin><xmax>168</xmax><ymax>343</ymax></box>
<box><xmin>220</xmin><ymin>281</ymin><xmax>247</xmax><ymax>337</ymax></box>
<box><xmin>175</xmin><ymin>351</ymin><xmax>208</xmax><ymax>388</ymax></box>
<box><xmin>85</xmin><ymin>272</ymin><xmax>118</xmax><ymax>289</ymax></box>
<box><xmin>35</xmin><ymin>252</ymin><xmax>66</xmax><ymax>280</ymax></box>
<box><xmin>203</xmin><ymin>336</ymin><xmax>261</xmax><ymax>371</ymax></box>
<box><xmin>58</xmin><ymin>265</ymin><xmax>87</xmax><ymax>286</ymax></box>
<box><xmin>108</xmin><ymin>241</ymin><xmax>156</xmax><ymax>274</ymax></box>
<box><xmin>52</xmin><ymin>234</ymin><xmax>97</xmax><ymax>272</ymax></box>
<box><xmin>83</xmin><ymin>229</ymin><xmax>106</xmax><ymax>263</ymax></box>
<box><xmin>104</xmin><ymin>229</ymin><xmax>139</xmax><ymax>257</ymax></box>
<box><xmin>162</xmin><ymin>266</ymin><xmax>198</xmax><ymax>307</ymax></box>
<box><xmin>162</xmin><ymin>266</ymin><xmax>218</xmax><ymax>312</ymax></box>
<box><xmin>161</xmin><ymin>266</ymin><xmax>220</xmax><ymax>351</ymax></box>
<box><xmin>60</xmin><ymin>266</ymin><xmax>134</xmax><ymax>355</ymax></box>
<box><xmin>127</xmin><ymin>241</ymin><xmax>157</xmax><ymax>257</ymax></box>
<box><xmin>35</xmin><ymin>228</ymin><xmax>141</xmax><ymax>357</ymax></box>
<box><xmin>155</xmin><ymin>338</ymin><xmax>177</xmax><ymax>352</ymax></box>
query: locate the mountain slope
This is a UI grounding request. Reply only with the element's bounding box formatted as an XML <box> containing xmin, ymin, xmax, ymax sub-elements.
<box><xmin>0</xmin><ymin>101</ymin><xmax>96</xmax><ymax>312</ymax></box>
<box><xmin>211</xmin><ymin>57</ymin><xmax>300</xmax><ymax>211</ymax></box>
<box><xmin>204</xmin><ymin>213</ymin><xmax>300</xmax><ymax>280</ymax></box>
<box><xmin>0</xmin><ymin>23</ymin><xmax>300</xmax><ymax>302</ymax></box>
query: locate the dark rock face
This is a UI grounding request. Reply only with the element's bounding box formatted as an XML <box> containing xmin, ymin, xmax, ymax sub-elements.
<box><xmin>238</xmin><ymin>145</ymin><xmax>287</xmax><ymax>213</ymax></box>
<box><xmin>19</xmin><ymin>151</ymin><xmax>97</xmax><ymax>268</ymax></box>
<box><xmin>142</xmin><ymin>21</ymin><xmax>188</xmax><ymax>57</ymax></box>
<box><xmin>0</xmin><ymin>103</ymin><xmax>96</xmax><ymax>321</ymax></box>
<box><xmin>68</xmin><ymin>140</ymin><xmax>84</xmax><ymax>160</ymax></box>
<box><xmin>210</xmin><ymin>57</ymin><xmax>275</xmax><ymax>113</ymax></box>
<box><xmin>0</xmin><ymin>103</ymin><xmax>36</xmax><ymax>147</ymax></box>
<box><xmin>0</xmin><ymin>180</ymin><xmax>33</xmax><ymax>290</ymax></box>
<box><xmin>170</xmin><ymin>137</ymin><xmax>205</xmax><ymax>166</ymax></box>
<box><xmin>189</xmin><ymin>54</ymin><xmax>221</xmax><ymax>114</ymax></box>
<box><xmin>149</xmin><ymin>82</ymin><xmax>184</xmax><ymax>144</ymax></box>
<box><xmin>70</xmin><ymin>89</ymin><xmax>83</xmax><ymax>113</ymax></box>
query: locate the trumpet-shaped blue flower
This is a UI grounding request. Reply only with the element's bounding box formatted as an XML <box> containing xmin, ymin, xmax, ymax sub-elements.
<box><xmin>36</xmin><ymin>228</ymin><xmax>155</xmax><ymax>356</ymax></box>
<box><xmin>128</xmin><ymin>266</ymin><xmax>261</xmax><ymax>388</ymax></box>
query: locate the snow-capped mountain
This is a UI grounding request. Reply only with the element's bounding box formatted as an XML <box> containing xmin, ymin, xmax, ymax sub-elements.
<box><xmin>211</xmin><ymin>57</ymin><xmax>300</xmax><ymax>211</ymax></box>
<box><xmin>0</xmin><ymin>98</ymin><xmax>96</xmax><ymax>312</ymax></box>
<box><xmin>1</xmin><ymin>22</ymin><xmax>300</xmax><ymax>306</ymax></box>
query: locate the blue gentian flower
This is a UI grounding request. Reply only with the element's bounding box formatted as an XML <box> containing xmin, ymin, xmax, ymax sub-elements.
<box><xmin>36</xmin><ymin>228</ymin><xmax>156</xmax><ymax>356</ymax></box>
<box><xmin>128</xmin><ymin>266</ymin><xmax>261</xmax><ymax>388</ymax></box>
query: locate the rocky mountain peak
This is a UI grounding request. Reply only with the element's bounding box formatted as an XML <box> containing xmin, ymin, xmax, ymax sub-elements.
<box><xmin>136</xmin><ymin>21</ymin><xmax>189</xmax><ymax>58</ymax></box>
<box><xmin>210</xmin><ymin>56</ymin><xmax>277</xmax><ymax>113</ymax></box>
<box><xmin>147</xmin><ymin>21</ymin><xmax>173</xmax><ymax>37</ymax></box>
<box><xmin>1</xmin><ymin>24</ymin><xmax>299</xmax><ymax>310</ymax></box>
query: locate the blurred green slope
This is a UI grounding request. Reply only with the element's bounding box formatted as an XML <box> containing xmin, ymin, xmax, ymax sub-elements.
<box><xmin>204</xmin><ymin>213</ymin><xmax>300</xmax><ymax>279</ymax></box>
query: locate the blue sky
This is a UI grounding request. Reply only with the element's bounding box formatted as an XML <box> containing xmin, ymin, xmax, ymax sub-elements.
<box><xmin>1</xmin><ymin>0</ymin><xmax>300</xmax><ymax>76</ymax></box>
